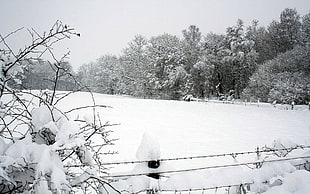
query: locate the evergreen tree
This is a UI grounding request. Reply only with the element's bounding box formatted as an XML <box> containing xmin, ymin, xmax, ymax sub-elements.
<box><xmin>267</xmin><ymin>8</ymin><xmax>302</xmax><ymax>55</ymax></box>
<box><xmin>223</xmin><ymin>19</ymin><xmax>258</xmax><ymax>98</ymax></box>
<box><xmin>182</xmin><ymin>25</ymin><xmax>202</xmax><ymax>73</ymax></box>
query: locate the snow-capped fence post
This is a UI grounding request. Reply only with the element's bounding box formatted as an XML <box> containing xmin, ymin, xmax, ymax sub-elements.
<box><xmin>255</xmin><ymin>146</ymin><xmax>262</xmax><ymax>169</ymax></box>
<box><xmin>291</xmin><ymin>101</ymin><xmax>295</xmax><ymax>110</ymax></box>
<box><xmin>136</xmin><ymin>133</ymin><xmax>161</xmax><ymax>194</ymax></box>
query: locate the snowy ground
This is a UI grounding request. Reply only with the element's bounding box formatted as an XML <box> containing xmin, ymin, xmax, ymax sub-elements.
<box><xmin>56</xmin><ymin>92</ymin><xmax>310</xmax><ymax>193</ymax></box>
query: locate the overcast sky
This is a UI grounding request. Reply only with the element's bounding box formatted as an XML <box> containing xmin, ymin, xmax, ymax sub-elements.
<box><xmin>1</xmin><ymin>0</ymin><xmax>309</xmax><ymax>70</ymax></box>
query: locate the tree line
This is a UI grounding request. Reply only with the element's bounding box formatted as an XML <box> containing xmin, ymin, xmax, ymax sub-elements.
<box><xmin>22</xmin><ymin>8</ymin><xmax>310</xmax><ymax>104</ymax></box>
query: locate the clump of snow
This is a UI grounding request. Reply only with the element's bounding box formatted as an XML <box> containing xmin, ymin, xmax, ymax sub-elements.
<box><xmin>84</xmin><ymin>114</ymin><xmax>94</xmax><ymax>125</ymax></box>
<box><xmin>75</xmin><ymin>145</ymin><xmax>94</xmax><ymax>166</ymax></box>
<box><xmin>35</xmin><ymin>144</ymin><xmax>69</xmax><ymax>192</ymax></box>
<box><xmin>136</xmin><ymin>132</ymin><xmax>161</xmax><ymax>161</ymax></box>
<box><xmin>70</xmin><ymin>166</ymin><xmax>98</xmax><ymax>186</ymax></box>
<box><xmin>3</xmin><ymin>135</ymin><xmax>70</xmax><ymax>193</ymax></box>
<box><xmin>264</xmin><ymin>170</ymin><xmax>310</xmax><ymax>194</ymax></box>
<box><xmin>270</xmin><ymin>139</ymin><xmax>298</xmax><ymax>157</ymax></box>
<box><xmin>1</xmin><ymin>102</ymin><xmax>97</xmax><ymax>193</ymax></box>
<box><xmin>0</xmin><ymin>138</ymin><xmax>8</xmax><ymax>155</ymax></box>
<box><xmin>32</xmin><ymin>105</ymin><xmax>64</xmax><ymax>133</ymax></box>
<box><xmin>35</xmin><ymin>180</ymin><xmax>53</xmax><ymax>194</ymax></box>
<box><xmin>31</xmin><ymin>105</ymin><xmax>87</xmax><ymax>153</ymax></box>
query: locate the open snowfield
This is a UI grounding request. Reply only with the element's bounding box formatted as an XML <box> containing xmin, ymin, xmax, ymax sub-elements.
<box><xmin>58</xmin><ymin>92</ymin><xmax>310</xmax><ymax>162</ymax></box>
<box><xmin>56</xmin><ymin>92</ymin><xmax>310</xmax><ymax>193</ymax></box>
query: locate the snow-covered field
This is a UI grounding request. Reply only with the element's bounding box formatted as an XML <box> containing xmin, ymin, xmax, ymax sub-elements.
<box><xmin>57</xmin><ymin>92</ymin><xmax>310</xmax><ymax>193</ymax></box>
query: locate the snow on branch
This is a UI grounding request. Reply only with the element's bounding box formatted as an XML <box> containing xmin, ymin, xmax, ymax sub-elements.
<box><xmin>0</xmin><ymin>22</ymin><xmax>118</xmax><ymax>193</ymax></box>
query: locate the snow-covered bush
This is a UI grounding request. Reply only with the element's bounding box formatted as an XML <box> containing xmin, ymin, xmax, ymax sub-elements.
<box><xmin>242</xmin><ymin>44</ymin><xmax>310</xmax><ymax>104</ymax></box>
<box><xmin>0</xmin><ymin>21</ymin><xmax>117</xmax><ymax>193</ymax></box>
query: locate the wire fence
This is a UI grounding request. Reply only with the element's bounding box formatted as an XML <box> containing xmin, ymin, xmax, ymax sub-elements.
<box><xmin>102</xmin><ymin>155</ymin><xmax>310</xmax><ymax>179</ymax></box>
<box><xmin>101</xmin><ymin>145</ymin><xmax>310</xmax><ymax>166</ymax></box>
<box><xmin>101</xmin><ymin>144</ymin><xmax>310</xmax><ymax>194</ymax></box>
<box><xmin>130</xmin><ymin>182</ymin><xmax>253</xmax><ymax>194</ymax></box>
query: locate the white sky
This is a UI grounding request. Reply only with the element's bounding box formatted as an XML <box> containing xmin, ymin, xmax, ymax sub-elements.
<box><xmin>1</xmin><ymin>0</ymin><xmax>309</xmax><ymax>70</ymax></box>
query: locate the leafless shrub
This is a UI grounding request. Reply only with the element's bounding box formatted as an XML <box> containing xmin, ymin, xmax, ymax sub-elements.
<box><xmin>0</xmin><ymin>21</ymin><xmax>118</xmax><ymax>193</ymax></box>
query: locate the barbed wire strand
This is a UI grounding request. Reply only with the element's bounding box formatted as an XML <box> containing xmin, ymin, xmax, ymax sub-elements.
<box><xmin>101</xmin><ymin>155</ymin><xmax>310</xmax><ymax>179</ymax></box>
<box><xmin>119</xmin><ymin>161</ymin><xmax>310</xmax><ymax>194</ymax></box>
<box><xmin>101</xmin><ymin>145</ymin><xmax>310</xmax><ymax>166</ymax></box>
<box><xmin>131</xmin><ymin>182</ymin><xmax>252</xmax><ymax>194</ymax></box>
<box><xmin>116</xmin><ymin>161</ymin><xmax>310</xmax><ymax>194</ymax></box>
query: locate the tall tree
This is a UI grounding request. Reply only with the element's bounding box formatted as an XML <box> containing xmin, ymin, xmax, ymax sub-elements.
<box><xmin>301</xmin><ymin>11</ymin><xmax>310</xmax><ymax>45</ymax></box>
<box><xmin>190</xmin><ymin>55</ymin><xmax>214</xmax><ymax>98</ymax></box>
<box><xmin>147</xmin><ymin>34</ymin><xmax>187</xmax><ymax>99</ymax></box>
<box><xmin>94</xmin><ymin>55</ymin><xmax>121</xmax><ymax>94</ymax></box>
<box><xmin>223</xmin><ymin>19</ymin><xmax>258</xmax><ymax>98</ymax></box>
<box><xmin>77</xmin><ymin>62</ymin><xmax>97</xmax><ymax>91</ymax></box>
<box><xmin>121</xmin><ymin>35</ymin><xmax>150</xmax><ymax>97</ymax></box>
<box><xmin>22</xmin><ymin>60</ymin><xmax>76</xmax><ymax>91</ymax></box>
<box><xmin>246</xmin><ymin>20</ymin><xmax>275</xmax><ymax>64</ymax></box>
<box><xmin>203</xmin><ymin>33</ymin><xmax>227</xmax><ymax>97</ymax></box>
<box><xmin>267</xmin><ymin>8</ymin><xmax>302</xmax><ymax>55</ymax></box>
<box><xmin>182</xmin><ymin>25</ymin><xmax>202</xmax><ymax>73</ymax></box>
<box><xmin>279</xmin><ymin>8</ymin><xmax>302</xmax><ymax>50</ymax></box>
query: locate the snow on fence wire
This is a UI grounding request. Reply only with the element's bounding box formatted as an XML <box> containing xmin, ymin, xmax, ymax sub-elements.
<box><xmin>196</xmin><ymin>98</ymin><xmax>309</xmax><ymax>111</ymax></box>
<box><xmin>101</xmin><ymin>144</ymin><xmax>310</xmax><ymax>194</ymax></box>
<box><xmin>127</xmin><ymin>183</ymin><xmax>253</xmax><ymax>194</ymax></box>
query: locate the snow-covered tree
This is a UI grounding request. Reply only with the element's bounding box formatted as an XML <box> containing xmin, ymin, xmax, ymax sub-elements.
<box><xmin>301</xmin><ymin>11</ymin><xmax>310</xmax><ymax>45</ymax></box>
<box><xmin>201</xmin><ymin>33</ymin><xmax>227</xmax><ymax>97</ymax></box>
<box><xmin>22</xmin><ymin>60</ymin><xmax>77</xmax><ymax>91</ymax></box>
<box><xmin>223</xmin><ymin>19</ymin><xmax>258</xmax><ymax>98</ymax></box>
<box><xmin>182</xmin><ymin>25</ymin><xmax>202</xmax><ymax>73</ymax></box>
<box><xmin>121</xmin><ymin>35</ymin><xmax>151</xmax><ymax>97</ymax></box>
<box><xmin>278</xmin><ymin>8</ymin><xmax>302</xmax><ymax>51</ymax></box>
<box><xmin>189</xmin><ymin>54</ymin><xmax>214</xmax><ymax>98</ymax></box>
<box><xmin>147</xmin><ymin>34</ymin><xmax>187</xmax><ymax>99</ymax></box>
<box><xmin>94</xmin><ymin>55</ymin><xmax>121</xmax><ymax>95</ymax></box>
<box><xmin>77</xmin><ymin>62</ymin><xmax>98</xmax><ymax>91</ymax></box>
<box><xmin>243</xmin><ymin>44</ymin><xmax>310</xmax><ymax>103</ymax></box>
<box><xmin>269</xmin><ymin>72</ymin><xmax>310</xmax><ymax>104</ymax></box>
<box><xmin>267</xmin><ymin>8</ymin><xmax>302</xmax><ymax>55</ymax></box>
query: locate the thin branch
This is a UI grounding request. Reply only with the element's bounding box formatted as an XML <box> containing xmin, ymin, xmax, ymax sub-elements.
<box><xmin>65</xmin><ymin>105</ymin><xmax>112</xmax><ymax>114</ymax></box>
<box><xmin>0</xmin><ymin>27</ymin><xmax>24</xmax><ymax>44</ymax></box>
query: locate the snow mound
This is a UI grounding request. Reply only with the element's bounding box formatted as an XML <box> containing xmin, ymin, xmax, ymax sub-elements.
<box><xmin>136</xmin><ymin>132</ymin><xmax>161</xmax><ymax>161</ymax></box>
